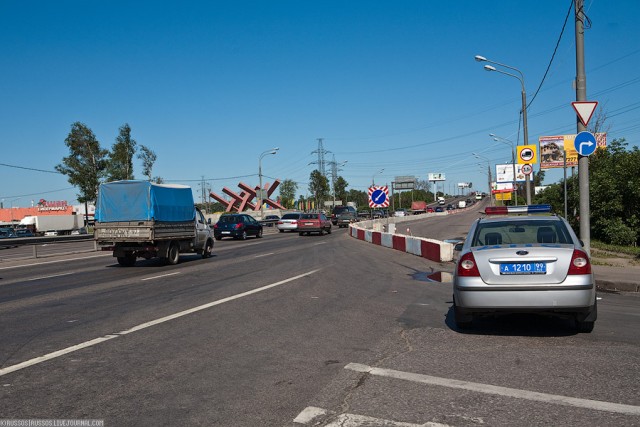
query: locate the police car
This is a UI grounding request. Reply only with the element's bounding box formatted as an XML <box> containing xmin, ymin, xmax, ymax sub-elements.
<box><xmin>452</xmin><ymin>205</ymin><xmax>597</xmax><ymax>332</ymax></box>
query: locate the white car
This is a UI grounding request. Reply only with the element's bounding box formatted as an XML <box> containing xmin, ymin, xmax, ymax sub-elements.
<box><xmin>453</xmin><ymin>205</ymin><xmax>597</xmax><ymax>332</ymax></box>
<box><xmin>277</xmin><ymin>212</ymin><xmax>302</xmax><ymax>232</ymax></box>
<box><xmin>44</xmin><ymin>230</ymin><xmax>59</xmax><ymax>236</ymax></box>
<box><xmin>393</xmin><ymin>209</ymin><xmax>407</xmax><ymax>217</ymax></box>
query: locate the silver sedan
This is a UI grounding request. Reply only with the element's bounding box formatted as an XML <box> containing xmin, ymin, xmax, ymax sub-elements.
<box><xmin>453</xmin><ymin>205</ymin><xmax>597</xmax><ymax>332</ymax></box>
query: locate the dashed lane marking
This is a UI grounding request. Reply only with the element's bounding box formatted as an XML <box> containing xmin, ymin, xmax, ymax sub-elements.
<box><xmin>0</xmin><ymin>269</ymin><xmax>320</xmax><ymax>377</ymax></box>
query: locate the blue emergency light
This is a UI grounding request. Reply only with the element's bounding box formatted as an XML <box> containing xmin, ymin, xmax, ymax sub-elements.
<box><xmin>485</xmin><ymin>204</ymin><xmax>552</xmax><ymax>215</ymax></box>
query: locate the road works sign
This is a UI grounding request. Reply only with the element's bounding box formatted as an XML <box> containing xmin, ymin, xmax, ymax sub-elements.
<box><xmin>368</xmin><ymin>186</ymin><xmax>389</xmax><ymax>208</ymax></box>
<box><xmin>572</xmin><ymin>101</ymin><xmax>598</xmax><ymax>127</ymax></box>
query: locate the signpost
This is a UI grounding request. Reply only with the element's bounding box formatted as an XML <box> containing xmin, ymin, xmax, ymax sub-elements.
<box><xmin>368</xmin><ymin>186</ymin><xmax>389</xmax><ymax>208</ymax></box>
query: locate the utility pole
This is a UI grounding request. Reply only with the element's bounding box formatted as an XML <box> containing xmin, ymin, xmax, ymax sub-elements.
<box><xmin>311</xmin><ymin>138</ymin><xmax>331</xmax><ymax>177</ymax></box>
<box><xmin>575</xmin><ymin>0</ymin><xmax>590</xmax><ymax>253</ymax></box>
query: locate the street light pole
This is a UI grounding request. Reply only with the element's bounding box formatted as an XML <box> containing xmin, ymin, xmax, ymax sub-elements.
<box><xmin>490</xmin><ymin>134</ymin><xmax>517</xmax><ymax>206</ymax></box>
<box><xmin>473</xmin><ymin>153</ymin><xmax>493</xmax><ymax>206</ymax></box>
<box><xmin>372</xmin><ymin>168</ymin><xmax>384</xmax><ymax>186</ymax></box>
<box><xmin>475</xmin><ymin>55</ymin><xmax>531</xmax><ymax>205</ymax></box>
<box><xmin>258</xmin><ymin>147</ymin><xmax>279</xmax><ymax>218</ymax></box>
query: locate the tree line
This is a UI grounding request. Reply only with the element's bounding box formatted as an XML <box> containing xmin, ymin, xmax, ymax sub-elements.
<box><xmin>56</xmin><ymin>122</ymin><xmax>160</xmax><ymax>204</ymax></box>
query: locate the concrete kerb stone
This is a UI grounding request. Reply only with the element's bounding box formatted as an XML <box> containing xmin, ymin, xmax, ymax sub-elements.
<box><xmin>350</xmin><ymin>218</ymin><xmax>453</xmax><ymax>262</ymax></box>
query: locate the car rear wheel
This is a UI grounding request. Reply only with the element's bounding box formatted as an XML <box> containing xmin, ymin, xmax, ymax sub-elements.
<box><xmin>202</xmin><ymin>240</ymin><xmax>213</xmax><ymax>259</ymax></box>
<box><xmin>257</xmin><ymin>229</ymin><xmax>263</xmax><ymax>238</ymax></box>
<box><xmin>576</xmin><ymin>301</ymin><xmax>597</xmax><ymax>333</ymax></box>
<box><xmin>327</xmin><ymin>226</ymin><xmax>332</xmax><ymax>234</ymax></box>
<box><xmin>241</xmin><ymin>231</ymin><xmax>247</xmax><ymax>240</ymax></box>
<box><xmin>319</xmin><ymin>229</ymin><xmax>324</xmax><ymax>236</ymax></box>
<box><xmin>453</xmin><ymin>300</ymin><xmax>473</xmax><ymax>329</ymax></box>
<box><xmin>166</xmin><ymin>242</ymin><xmax>180</xmax><ymax>265</ymax></box>
<box><xmin>117</xmin><ymin>253</ymin><xmax>136</xmax><ymax>267</ymax></box>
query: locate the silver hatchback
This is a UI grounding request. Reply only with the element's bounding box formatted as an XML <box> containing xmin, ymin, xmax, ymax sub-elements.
<box><xmin>452</xmin><ymin>205</ymin><xmax>597</xmax><ymax>332</ymax></box>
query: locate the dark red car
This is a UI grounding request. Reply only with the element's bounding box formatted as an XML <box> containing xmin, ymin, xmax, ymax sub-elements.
<box><xmin>298</xmin><ymin>212</ymin><xmax>332</xmax><ymax>236</ymax></box>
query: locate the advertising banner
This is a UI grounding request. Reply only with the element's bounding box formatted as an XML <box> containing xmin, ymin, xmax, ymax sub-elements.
<box><xmin>539</xmin><ymin>133</ymin><xmax>607</xmax><ymax>169</ymax></box>
<box><xmin>495</xmin><ymin>164</ymin><xmax>526</xmax><ymax>183</ymax></box>
<box><xmin>428</xmin><ymin>173</ymin><xmax>446</xmax><ymax>182</ymax></box>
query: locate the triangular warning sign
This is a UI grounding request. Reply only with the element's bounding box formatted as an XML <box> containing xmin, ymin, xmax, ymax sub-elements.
<box><xmin>572</xmin><ymin>101</ymin><xmax>598</xmax><ymax>127</ymax></box>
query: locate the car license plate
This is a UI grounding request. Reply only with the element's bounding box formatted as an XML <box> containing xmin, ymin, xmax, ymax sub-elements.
<box><xmin>500</xmin><ymin>262</ymin><xmax>546</xmax><ymax>275</ymax></box>
<box><xmin>304</xmin><ymin>222</ymin><xmax>314</xmax><ymax>225</ymax></box>
<box><xmin>222</xmin><ymin>231</ymin><xmax>231</xmax><ymax>234</ymax></box>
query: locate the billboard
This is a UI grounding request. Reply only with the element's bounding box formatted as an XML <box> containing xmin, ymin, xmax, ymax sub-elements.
<box><xmin>539</xmin><ymin>133</ymin><xmax>607</xmax><ymax>169</ymax></box>
<box><xmin>495</xmin><ymin>164</ymin><xmax>526</xmax><ymax>183</ymax></box>
<box><xmin>457</xmin><ymin>182</ymin><xmax>471</xmax><ymax>188</ymax></box>
<box><xmin>428</xmin><ymin>173</ymin><xmax>446</xmax><ymax>182</ymax></box>
<box><xmin>394</xmin><ymin>176</ymin><xmax>416</xmax><ymax>190</ymax></box>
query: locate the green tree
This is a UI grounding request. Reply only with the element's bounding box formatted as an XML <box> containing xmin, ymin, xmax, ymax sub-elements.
<box><xmin>107</xmin><ymin>123</ymin><xmax>137</xmax><ymax>181</ymax></box>
<box><xmin>138</xmin><ymin>145</ymin><xmax>158</xmax><ymax>181</ymax></box>
<box><xmin>537</xmin><ymin>138</ymin><xmax>640</xmax><ymax>246</ymax></box>
<box><xmin>279</xmin><ymin>179</ymin><xmax>298</xmax><ymax>209</ymax></box>
<box><xmin>308</xmin><ymin>170</ymin><xmax>330</xmax><ymax>208</ymax></box>
<box><xmin>334</xmin><ymin>176</ymin><xmax>348</xmax><ymax>203</ymax></box>
<box><xmin>56</xmin><ymin>122</ymin><xmax>109</xmax><ymax>203</ymax></box>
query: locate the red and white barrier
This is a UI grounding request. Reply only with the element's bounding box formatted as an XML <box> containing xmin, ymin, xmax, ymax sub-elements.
<box><xmin>349</xmin><ymin>222</ymin><xmax>453</xmax><ymax>262</ymax></box>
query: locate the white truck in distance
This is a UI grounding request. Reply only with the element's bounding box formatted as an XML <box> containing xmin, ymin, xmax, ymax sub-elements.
<box><xmin>19</xmin><ymin>215</ymin><xmax>82</xmax><ymax>236</ymax></box>
<box><xmin>94</xmin><ymin>180</ymin><xmax>215</xmax><ymax>267</ymax></box>
<box><xmin>437</xmin><ymin>196</ymin><xmax>445</xmax><ymax>205</ymax></box>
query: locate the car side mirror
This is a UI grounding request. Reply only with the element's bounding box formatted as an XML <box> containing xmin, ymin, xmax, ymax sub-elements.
<box><xmin>454</xmin><ymin>242</ymin><xmax>464</xmax><ymax>251</ymax></box>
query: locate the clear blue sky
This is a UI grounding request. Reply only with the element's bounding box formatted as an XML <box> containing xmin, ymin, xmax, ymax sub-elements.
<box><xmin>1</xmin><ymin>1</ymin><xmax>638</xmax><ymax>207</ymax></box>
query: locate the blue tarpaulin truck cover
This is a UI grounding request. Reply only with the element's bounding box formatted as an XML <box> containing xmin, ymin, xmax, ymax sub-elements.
<box><xmin>96</xmin><ymin>181</ymin><xmax>196</xmax><ymax>222</ymax></box>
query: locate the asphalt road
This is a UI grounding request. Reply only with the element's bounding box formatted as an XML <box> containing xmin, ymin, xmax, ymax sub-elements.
<box><xmin>1</xmin><ymin>219</ymin><xmax>639</xmax><ymax>426</ymax></box>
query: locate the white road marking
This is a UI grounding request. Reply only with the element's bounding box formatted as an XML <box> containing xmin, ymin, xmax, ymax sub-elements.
<box><xmin>26</xmin><ymin>272</ymin><xmax>74</xmax><ymax>281</ymax></box>
<box><xmin>141</xmin><ymin>272</ymin><xmax>181</xmax><ymax>281</ymax></box>
<box><xmin>0</xmin><ymin>269</ymin><xmax>320</xmax><ymax>377</ymax></box>
<box><xmin>254</xmin><ymin>252</ymin><xmax>274</xmax><ymax>258</ymax></box>
<box><xmin>0</xmin><ymin>253</ymin><xmax>110</xmax><ymax>270</ymax></box>
<box><xmin>345</xmin><ymin>363</ymin><xmax>640</xmax><ymax>416</ymax></box>
<box><xmin>293</xmin><ymin>406</ymin><xmax>449</xmax><ymax>426</ymax></box>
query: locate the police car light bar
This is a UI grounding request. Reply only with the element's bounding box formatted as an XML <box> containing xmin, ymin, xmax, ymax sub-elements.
<box><xmin>485</xmin><ymin>204</ymin><xmax>552</xmax><ymax>215</ymax></box>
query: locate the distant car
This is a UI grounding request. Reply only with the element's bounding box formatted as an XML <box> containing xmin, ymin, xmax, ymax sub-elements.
<box><xmin>331</xmin><ymin>206</ymin><xmax>357</xmax><ymax>225</ymax></box>
<box><xmin>435</xmin><ymin>206</ymin><xmax>444</xmax><ymax>213</ymax></box>
<box><xmin>277</xmin><ymin>212</ymin><xmax>303</xmax><ymax>232</ymax></box>
<box><xmin>71</xmin><ymin>227</ymin><xmax>88</xmax><ymax>235</ymax></box>
<box><xmin>427</xmin><ymin>207</ymin><xmax>435</xmax><ymax>213</ymax></box>
<box><xmin>446</xmin><ymin>204</ymin><xmax>455</xmax><ymax>211</ymax></box>
<box><xmin>0</xmin><ymin>228</ymin><xmax>16</xmax><ymax>238</ymax></box>
<box><xmin>213</xmin><ymin>214</ymin><xmax>263</xmax><ymax>240</ymax></box>
<box><xmin>44</xmin><ymin>230</ymin><xmax>59</xmax><ymax>236</ymax></box>
<box><xmin>15</xmin><ymin>229</ymin><xmax>35</xmax><ymax>237</ymax></box>
<box><xmin>393</xmin><ymin>209</ymin><xmax>407</xmax><ymax>217</ymax></box>
<box><xmin>264</xmin><ymin>215</ymin><xmax>280</xmax><ymax>227</ymax></box>
<box><xmin>297</xmin><ymin>212</ymin><xmax>332</xmax><ymax>236</ymax></box>
<box><xmin>371</xmin><ymin>210</ymin><xmax>384</xmax><ymax>219</ymax></box>
<box><xmin>453</xmin><ymin>204</ymin><xmax>597</xmax><ymax>333</ymax></box>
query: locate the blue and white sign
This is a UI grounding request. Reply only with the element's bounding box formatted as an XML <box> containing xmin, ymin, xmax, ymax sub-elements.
<box><xmin>574</xmin><ymin>131</ymin><xmax>597</xmax><ymax>156</ymax></box>
<box><xmin>368</xmin><ymin>186</ymin><xmax>389</xmax><ymax>208</ymax></box>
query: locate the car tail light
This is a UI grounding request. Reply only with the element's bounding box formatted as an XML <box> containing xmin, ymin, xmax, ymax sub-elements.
<box><xmin>457</xmin><ymin>252</ymin><xmax>480</xmax><ymax>277</ymax></box>
<box><xmin>568</xmin><ymin>249</ymin><xmax>592</xmax><ymax>275</ymax></box>
<box><xmin>213</xmin><ymin>224</ymin><xmax>218</xmax><ymax>229</ymax></box>
<box><xmin>234</xmin><ymin>223</ymin><xmax>243</xmax><ymax>230</ymax></box>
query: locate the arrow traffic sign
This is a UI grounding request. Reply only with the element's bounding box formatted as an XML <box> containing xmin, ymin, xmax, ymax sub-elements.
<box><xmin>368</xmin><ymin>186</ymin><xmax>389</xmax><ymax>208</ymax></box>
<box><xmin>574</xmin><ymin>131</ymin><xmax>597</xmax><ymax>156</ymax></box>
<box><xmin>572</xmin><ymin>101</ymin><xmax>598</xmax><ymax>127</ymax></box>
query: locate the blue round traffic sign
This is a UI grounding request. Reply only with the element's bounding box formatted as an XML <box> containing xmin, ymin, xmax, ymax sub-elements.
<box><xmin>574</xmin><ymin>131</ymin><xmax>597</xmax><ymax>156</ymax></box>
<box><xmin>371</xmin><ymin>189</ymin><xmax>387</xmax><ymax>205</ymax></box>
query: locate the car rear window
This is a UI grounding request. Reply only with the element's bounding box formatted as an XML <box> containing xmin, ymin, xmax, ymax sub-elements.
<box><xmin>219</xmin><ymin>216</ymin><xmax>241</xmax><ymax>223</ymax></box>
<box><xmin>282</xmin><ymin>213</ymin><xmax>301</xmax><ymax>219</ymax></box>
<box><xmin>472</xmin><ymin>220</ymin><xmax>572</xmax><ymax>246</ymax></box>
<box><xmin>301</xmin><ymin>214</ymin><xmax>317</xmax><ymax>220</ymax></box>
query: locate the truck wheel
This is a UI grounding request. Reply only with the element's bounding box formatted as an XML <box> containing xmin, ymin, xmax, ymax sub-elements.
<box><xmin>202</xmin><ymin>240</ymin><xmax>213</xmax><ymax>259</ymax></box>
<box><xmin>117</xmin><ymin>254</ymin><xmax>136</xmax><ymax>267</ymax></box>
<box><xmin>166</xmin><ymin>242</ymin><xmax>180</xmax><ymax>265</ymax></box>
